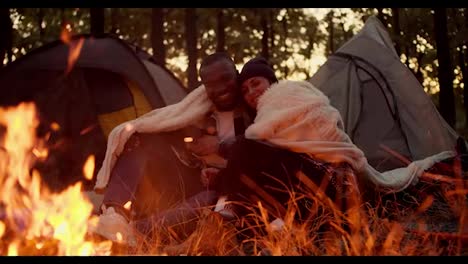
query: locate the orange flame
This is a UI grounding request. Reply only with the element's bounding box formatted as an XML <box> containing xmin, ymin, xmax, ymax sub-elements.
<box><xmin>184</xmin><ymin>137</ymin><xmax>194</xmax><ymax>143</ymax></box>
<box><xmin>116</xmin><ymin>232</ymin><xmax>123</xmax><ymax>243</ymax></box>
<box><xmin>32</xmin><ymin>148</ymin><xmax>48</xmax><ymax>159</ymax></box>
<box><xmin>83</xmin><ymin>155</ymin><xmax>95</xmax><ymax>181</ymax></box>
<box><xmin>65</xmin><ymin>38</ymin><xmax>84</xmax><ymax>75</ymax></box>
<box><xmin>60</xmin><ymin>24</ymin><xmax>72</xmax><ymax>44</ymax></box>
<box><xmin>7</xmin><ymin>242</ymin><xmax>18</xmax><ymax>256</ymax></box>
<box><xmin>60</xmin><ymin>22</ymin><xmax>84</xmax><ymax>75</ymax></box>
<box><xmin>0</xmin><ymin>221</ymin><xmax>5</xmax><ymax>238</ymax></box>
<box><xmin>50</xmin><ymin>122</ymin><xmax>60</xmax><ymax>131</ymax></box>
<box><xmin>123</xmin><ymin>201</ymin><xmax>132</xmax><ymax>210</ymax></box>
<box><xmin>80</xmin><ymin>124</ymin><xmax>97</xmax><ymax>136</ymax></box>
<box><xmin>0</xmin><ymin>103</ymin><xmax>112</xmax><ymax>255</ymax></box>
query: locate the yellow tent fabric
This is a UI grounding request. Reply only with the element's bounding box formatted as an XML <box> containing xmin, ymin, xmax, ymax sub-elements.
<box><xmin>97</xmin><ymin>79</ymin><xmax>153</xmax><ymax>137</ymax></box>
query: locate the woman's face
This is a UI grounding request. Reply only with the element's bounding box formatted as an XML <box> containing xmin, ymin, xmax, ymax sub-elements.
<box><xmin>241</xmin><ymin>76</ymin><xmax>270</xmax><ymax>109</ymax></box>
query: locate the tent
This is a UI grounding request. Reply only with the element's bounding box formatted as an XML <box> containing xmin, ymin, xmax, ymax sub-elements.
<box><xmin>0</xmin><ymin>34</ymin><xmax>188</xmax><ymax>191</ymax></box>
<box><xmin>310</xmin><ymin>16</ymin><xmax>460</xmax><ymax>172</ymax></box>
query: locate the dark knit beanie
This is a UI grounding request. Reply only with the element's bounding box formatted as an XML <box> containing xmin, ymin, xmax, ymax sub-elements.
<box><xmin>238</xmin><ymin>57</ymin><xmax>278</xmax><ymax>86</ymax></box>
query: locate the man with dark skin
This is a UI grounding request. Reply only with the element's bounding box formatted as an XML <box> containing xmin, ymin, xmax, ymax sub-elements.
<box><xmin>185</xmin><ymin>53</ymin><xmax>250</xmax><ymax>180</ymax></box>
<box><xmin>93</xmin><ymin>52</ymin><xmax>251</xmax><ymax>244</ymax></box>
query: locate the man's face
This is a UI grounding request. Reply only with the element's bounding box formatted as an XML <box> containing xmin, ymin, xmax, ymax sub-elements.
<box><xmin>200</xmin><ymin>60</ymin><xmax>239</xmax><ymax>112</ymax></box>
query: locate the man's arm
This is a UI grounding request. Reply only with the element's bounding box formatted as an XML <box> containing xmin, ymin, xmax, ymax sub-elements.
<box><xmin>186</xmin><ymin>135</ymin><xmax>220</xmax><ymax>156</ymax></box>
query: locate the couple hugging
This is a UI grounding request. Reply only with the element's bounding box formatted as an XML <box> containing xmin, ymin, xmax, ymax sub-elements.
<box><xmin>90</xmin><ymin>52</ymin><xmax>450</xmax><ymax>248</ymax></box>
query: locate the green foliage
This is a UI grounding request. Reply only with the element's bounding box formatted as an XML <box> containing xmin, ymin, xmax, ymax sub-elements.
<box><xmin>10</xmin><ymin>8</ymin><xmax>89</xmax><ymax>58</ymax></box>
<box><xmin>5</xmin><ymin>7</ymin><xmax>468</xmax><ymax>131</ymax></box>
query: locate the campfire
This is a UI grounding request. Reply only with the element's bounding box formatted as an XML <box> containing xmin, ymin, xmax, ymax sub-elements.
<box><xmin>0</xmin><ymin>103</ymin><xmax>112</xmax><ymax>256</ymax></box>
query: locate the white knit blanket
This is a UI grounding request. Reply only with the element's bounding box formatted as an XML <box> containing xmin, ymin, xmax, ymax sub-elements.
<box><xmin>245</xmin><ymin>80</ymin><xmax>455</xmax><ymax>192</ymax></box>
<box><xmin>96</xmin><ymin>80</ymin><xmax>455</xmax><ymax>193</ymax></box>
<box><xmin>95</xmin><ymin>85</ymin><xmax>214</xmax><ymax>189</ymax></box>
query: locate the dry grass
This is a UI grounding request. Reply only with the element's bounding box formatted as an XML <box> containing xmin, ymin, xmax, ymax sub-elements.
<box><xmin>112</xmin><ymin>167</ymin><xmax>468</xmax><ymax>256</ymax></box>
<box><xmin>1</xmin><ymin>164</ymin><xmax>467</xmax><ymax>256</ymax></box>
<box><xmin>1</xmin><ymin>103</ymin><xmax>466</xmax><ymax>256</ymax></box>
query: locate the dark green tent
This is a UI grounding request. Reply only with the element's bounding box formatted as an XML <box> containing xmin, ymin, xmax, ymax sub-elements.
<box><xmin>0</xmin><ymin>34</ymin><xmax>187</xmax><ymax>191</ymax></box>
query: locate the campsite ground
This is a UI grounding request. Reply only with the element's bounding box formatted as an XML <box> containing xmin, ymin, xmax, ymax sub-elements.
<box><xmin>84</xmin><ymin>178</ymin><xmax>468</xmax><ymax>256</ymax></box>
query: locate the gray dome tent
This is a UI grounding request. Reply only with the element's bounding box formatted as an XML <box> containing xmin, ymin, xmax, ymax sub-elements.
<box><xmin>310</xmin><ymin>16</ymin><xmax>459</xmax><ymax>172</ymax></box>
<box><xmin>0</xmin><ymin>34</ymin><xmax>187</xmax><ymax>191</ymax></box>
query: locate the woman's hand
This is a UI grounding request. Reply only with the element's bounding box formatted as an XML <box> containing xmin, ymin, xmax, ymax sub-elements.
<box><xmin>201</xmin><ymin>167</ymin><xmax>220</xmax><ymax>187</ymax></box>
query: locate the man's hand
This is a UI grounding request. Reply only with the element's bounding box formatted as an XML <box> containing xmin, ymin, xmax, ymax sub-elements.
<box><xmin>201</xmin><ymin>167</ymin><xmax>220</xmax><ymax>187</ymax></box>
<box><xmin>186</xmin><ymin>135</ymin><xmax>220</xmax><ymax>156</ymax></box>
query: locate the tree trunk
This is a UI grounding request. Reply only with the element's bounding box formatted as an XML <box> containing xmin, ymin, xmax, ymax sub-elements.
<box><xmin>90</xmin><ymin>8</ymin><xmax>105</xmax><ymax>36</ymax></box>
<box><xmin>260</xmin><ymin>10</ymin><xmax>270</xmax><ymax>60</ymax></box>
<box><xmin>457</xmin><ymin>48</ymin><xmax>468</xmax><ymax>127</ymax></box>
<box><xmin>463</xmin><ymin>8</ymin><xmax>468</xmax><ymax>127</ymax></box>
<box><xmin>414</xmin><ymin>52</ymin><xmax>425</xmax><ymax>85</ymax></box>
<box><xmin>110</xmin><ymin>8</ymin><xmax>119</xmax><ymax>34</ymax></box>
<box><xmin>282</xmin><ymin>12</ymin><xmax>289</xmax><ymax>77</ymax></box>
<box><xmin>151</xmin><ymin>8</ymin><xmax>166</xmax><ymax>66</ymax></box>
<box><xmin>216</xmin><ymin>9</ymin><xmax>225</xmax><ymax>52</ymax></box>
<box><xmin>376</xmin><ymin>8</ymin><xmax>385</xmax><ymax>25</ymax></box>
<box><xmin>339</xmin><ymin>17</ymin><xmax>352</xmax><ymax>42</ymax></box>
<box><xmin>433</xmin><ymin>8</ymin><xmax>456</xmax><ymax>127</ymax></box>
<box><xmin>185</xmin><ymin>8</ymin><xmax>198</xmax><ymax>90</ymax></box>
<box><xmin>0</xmin><ymin>8</ymin><xmax>13</xmax><ymax>67</ymax></box>
<box><xmin>60</xmin><ymin>8</ymin><xmax>66</xmax><ymax>27</ymax></box>
<box><xmin>401</xmin><ymin>9</ymin><xmax>411</xmax><ymax>68</ymax></box>
<box><xmin>404</xmin><ymin>44</ymin><xmax>411</xmax><ymax>68</ymax></box>
<box><xmin>328</xmin><ymin>11</ymin><xmax>335</xmax><ymax>55</ymax></box>
<box><xmin>269</xmin><ymin>9</ymin><xmax>275</xmax><ymax>55</ymax></box>
<box><xmin>391</xmin><ymin>8</ymin><xmax>401</xmax><ymax>56</ymax></box>
<box><xmin>305</xmin><ymin>27</ymin><xmax>317</xmax><ymax>80</ymax></box>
